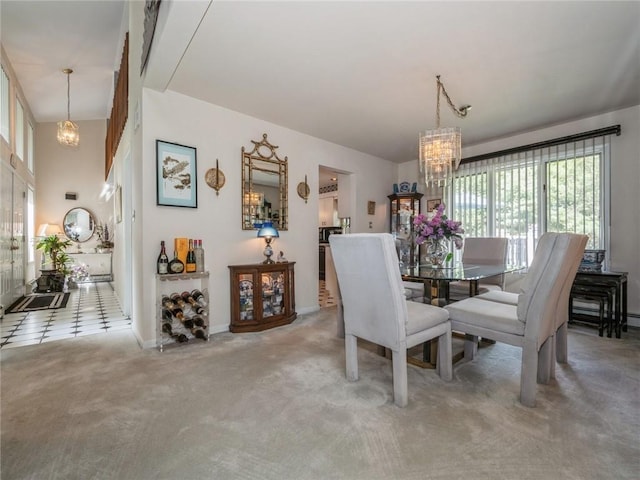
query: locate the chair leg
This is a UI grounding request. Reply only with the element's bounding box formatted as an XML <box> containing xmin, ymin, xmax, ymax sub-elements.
<box><xmin>520</xmin><ymin>343</ymin><xmax>538</xmax><ymax>407</ymax></box>
<box><xmin>392</xmin><ymin>348</ymin><xmax>408</xmax><ymax>407</ymax></box>
<box><xmin>555</xmin><ymin>322</ymin><xmax>568</xmax><ymax>364</ymax></box>
<box><xmin>549</xmin><ymin>333</ymin><xmax>556</xmax><ymax>379</ymax></box>
<box><xmin>345</xmin><ymin>334</ymin><xmax>358</xmax><ymax>381</ymax></box>
<box><xmin>436</xmin><ymin>328</ymin><xmax>453</xmax><ymax>381</ymax></box>
<box><xmin>463</xmin><ymin>334</ymin><xmax>479</xmax><ymax>361</ymax></box>
<box><xmin>537</xmin><ymin>337</ymin><xmax>553</xmax><ymax>385</ymax></box>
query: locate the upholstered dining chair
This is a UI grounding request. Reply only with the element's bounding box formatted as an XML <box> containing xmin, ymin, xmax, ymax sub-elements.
<box><xmin>444</xmin><ymin>232</ymin><xmax>587</xmax><ymax>407</ymax></box>
<box><xmin>329</xmin><ymin>233</ymin><xmax>453</xmax><ymax>407</ymax></box>
<box><xmin>448</xmin><ymin>237</ymin><xmax>509</xmax><ymax>300</ymax></box>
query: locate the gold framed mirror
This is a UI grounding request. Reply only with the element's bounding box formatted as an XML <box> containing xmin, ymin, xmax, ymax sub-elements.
<box><xmin>242</xmin><ymin>133</ymin><xmax>288</xmax><ymax>230</ymax></box>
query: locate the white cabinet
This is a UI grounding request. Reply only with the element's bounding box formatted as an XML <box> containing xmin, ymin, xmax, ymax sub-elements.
<box><xmin>319</xmin><ymin>196</ymin><xmax>337</xmax><ymax>226</ymax></box>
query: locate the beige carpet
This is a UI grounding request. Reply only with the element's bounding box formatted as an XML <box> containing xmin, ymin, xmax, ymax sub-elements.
<box><xmin>1</xmin><ymin>307</ymin><xmax>639</xmax><ymax>479</ymax></box>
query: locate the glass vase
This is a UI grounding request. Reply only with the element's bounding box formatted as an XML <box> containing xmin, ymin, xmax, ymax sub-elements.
<box><xmin>424</xmin><ymin>239</ymin><xmax>448</xmax><ymax>267</ymax></box>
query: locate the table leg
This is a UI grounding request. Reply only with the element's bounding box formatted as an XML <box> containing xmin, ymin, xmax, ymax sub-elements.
<box><xmin>622</xmin><ymin>278</ymin><xmax>628</xmax><ymax>333</ymax></box>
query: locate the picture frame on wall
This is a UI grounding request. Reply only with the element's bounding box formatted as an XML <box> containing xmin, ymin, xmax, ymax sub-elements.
<box><xmin>427</xmin><ymin>198</ymin><xmax>442</xmax><ymax>212</ymax></box>
<box><xmin>367</xmin><ymin>201</ymin><xmax>376</xmax><ymax>215</ymax></box>
<box><xmin>156</xmin><ymin>140</ymin><xmax>198</xmax><ymax>208</ymax></box>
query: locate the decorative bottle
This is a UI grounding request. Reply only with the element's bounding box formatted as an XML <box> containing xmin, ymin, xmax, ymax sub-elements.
<box><xmin>191</xmin><ymin>289</ymin><xmax>207</xmax><ymax>307</ymax></box>
<box><xmin>195</xmin><ymin>239</ymin><xmax>205</xmax><ymax>273</ymax></box>
<box><xmin>168</xmin><ymin>251</ymin><xmax>185</xmax><ymax>274</ymax></box>
<box><xmin>157</xmin><ymin>241</ymin><xmax>169</xmax><ymax>274</ymax></box>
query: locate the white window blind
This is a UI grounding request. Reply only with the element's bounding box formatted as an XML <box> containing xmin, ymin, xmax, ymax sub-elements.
<box><xmin>449</xmin><ymin>127</ymin><xmax>618</xmax><ymax>266</ymax></box>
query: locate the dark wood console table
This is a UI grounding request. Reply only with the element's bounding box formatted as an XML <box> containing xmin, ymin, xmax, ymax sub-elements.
<box><xmin>570</xmin><ymin>270</ymin><xmax>628</xmax><ymax>338</ymax></box>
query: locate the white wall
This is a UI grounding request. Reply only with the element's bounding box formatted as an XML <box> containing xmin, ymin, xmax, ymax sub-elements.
<box><xmin>35</xmin><ymin>120</ymin><xmax>113</xmax><ymax>252</ymax></box>
<box><xmin>136</xmin><ymin>88</ymin><xmax>395</xmax><ymax>346</ymax></box>
<box><xmin>399</xmin><ymin>105</ymin><xmax>640</xmax><ymax>322</ymax></box>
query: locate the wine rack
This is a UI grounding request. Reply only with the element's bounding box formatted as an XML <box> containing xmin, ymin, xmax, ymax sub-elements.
<box><xmin>156</xmin><ymin>271</ymin><xmax>210</xmax><ymax>351</ymax></box>
<box><xmin>228</xmin><ymin>262</ymin><xmax>296</xmax><ymax>332</ymax></box>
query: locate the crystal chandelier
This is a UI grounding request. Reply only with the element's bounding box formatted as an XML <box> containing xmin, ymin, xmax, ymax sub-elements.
<box><xmin>57</xmin><ymin>68</ymin><xmax>79</xmax><ymax>147</ymax></box>
<box><xmin>419</xmin><ymin>75</ymin><xmax>470</xmax><ymax>187</ymax></box>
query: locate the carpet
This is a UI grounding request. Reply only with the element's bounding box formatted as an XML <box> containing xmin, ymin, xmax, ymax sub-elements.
<box><xmin>6</xmin><ymin>292</ymin><xmax>70</xmax><ymax>313</ymax></box>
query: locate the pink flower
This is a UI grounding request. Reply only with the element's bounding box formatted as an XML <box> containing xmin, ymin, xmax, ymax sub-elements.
<box><xmin>413</xmin><ymin>204</ymin><xmax>464</xmax><ymax>248</ymax></box>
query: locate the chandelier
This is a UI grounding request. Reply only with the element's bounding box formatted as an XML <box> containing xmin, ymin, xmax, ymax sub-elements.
<box><xmin>419</xmin><ymin>75</ymin><xmax>470</xmax><ymax>187</ymax></box>
<box><xmin>57</xmin><ymin>68</ymin><xmax>79</xmax><ymax>147</ymax></box>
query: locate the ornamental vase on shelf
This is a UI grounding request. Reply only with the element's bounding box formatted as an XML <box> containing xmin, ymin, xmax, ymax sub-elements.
<box><xmin>424</xmin><ymin>239</ymin><xmax>448</xmax><ymax>267</ymax></box>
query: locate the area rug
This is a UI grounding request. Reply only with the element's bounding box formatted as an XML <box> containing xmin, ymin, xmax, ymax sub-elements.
<box><xmin>6</xmin><ymin>292</ymin><xmax>70</xmax><ymax>314</ymax></box>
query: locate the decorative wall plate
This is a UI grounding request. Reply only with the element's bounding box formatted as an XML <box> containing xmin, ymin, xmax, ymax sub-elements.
<box><xmin>205</xmin><ymin>167</ymin><xmax>225</xmax><ymax>195</ymax></box>
<box><xmin>297</xmin><ymin>181</ymin><xmax>310</xmax><ymax>202</ymax></box>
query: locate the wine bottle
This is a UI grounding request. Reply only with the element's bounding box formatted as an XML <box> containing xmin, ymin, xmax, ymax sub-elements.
<box><xmin>195</xmin><ymin>239</ymin><xmax>205</xmax><ymax>273</ymax></box>
<box><xmin>191</xmin><ymin>289</ymin><xmax>207</xmax><ymax>307</ymax></box>
<box><xmin>157</xmin><ymin>241</ymin><xmax>169</xmax><ymax>274</ymax></box>
<box><xmin>170</xmin><ymin>292</ymin><xmax>187</xmax><ymax>309</ymax></box>
<box><xmin>162</xmin><ymin>322</ymin><xmax>188</xmax><ymax>343</ymax></box>
<box><xmin>186</xmin><ymin>239</ymin><xmax>196</xmax><ymax>273</ymax></box>
<box><xmin>190</xmin><ymin>314</ymin><xmax>207</xmax><ymax>327</ymax></box>
<box><xmin>161</xmin><ymin>296</ymin><xmax>194</xmax><ymax>329</ymax></box>
<box><xmin>168</xmin><ymin>251</ymin><xmax>185</xmax><ymax>274</ymax></box>
<box><xmin>181</xmin><ymin>291</ymin><xmax>205</xmax><ymax>315</ymax></box>
<box><xmin>191</xmin><ymin>327</ymin><xmax>208</xmax><ymax>341</ymax></box>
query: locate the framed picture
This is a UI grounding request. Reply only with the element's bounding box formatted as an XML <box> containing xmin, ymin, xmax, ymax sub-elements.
<box><xmin>114</xmin><ymin>185</ymin><xmax>122</xmax><ymax>223</ymax></box>
<box><xmin>367</xmin><ymin>201</ymin><xmax>376</xmax><ymax>215</ymax></box>
<box><xmin>156</xmin><ymin>140</ymin><xmax>197</xmax><ymax>208</ymax></box>
<box><xmin>427</xmin><ymin>199</ymin><xmax>442</xmax><ymax>212</ymax></box>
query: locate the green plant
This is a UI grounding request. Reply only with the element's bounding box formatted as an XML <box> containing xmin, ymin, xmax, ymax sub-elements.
<box><xmin>36</xmin><ymin>235</ymin><xmax>72</xmax><ymax>274</ymax></box>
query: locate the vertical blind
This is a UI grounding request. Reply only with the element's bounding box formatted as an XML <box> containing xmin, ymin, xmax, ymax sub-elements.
<box><xmin>448</xmin><ymin>126</ymin><xmax>619</xmax><ymax>266</ymax></box>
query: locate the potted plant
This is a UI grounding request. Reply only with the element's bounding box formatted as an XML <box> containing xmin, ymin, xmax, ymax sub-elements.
<box><xmin>36</xmin><ymin>235</ymin><xmax>72</xmax><ymax>292</ymax></box>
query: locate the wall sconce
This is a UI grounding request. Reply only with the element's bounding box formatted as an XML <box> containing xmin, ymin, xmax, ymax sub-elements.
<box><xmin>205</xmin><ymin>159</ymin><xmax>226</xmax><ymax>196</ymax></box>
<box><xmin>297</xmin><ymin>175</ymin><xmax>310</xmax><ymax>203</ymax></box>
<box><xmin>257</xmin><ymin>221</ymin><xmax>279</xmax><ymax>264</ymax></box>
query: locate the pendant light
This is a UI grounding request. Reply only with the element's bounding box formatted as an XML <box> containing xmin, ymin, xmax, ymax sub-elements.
<box><xmin>57</xmin><ymin>68</ymin><xmax>79</xmax><ymax>147</ymax></box>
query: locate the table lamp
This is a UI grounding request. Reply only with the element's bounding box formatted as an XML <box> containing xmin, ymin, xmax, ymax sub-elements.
<box><xmin>257</xmin><ymin>222</ymin><xmax>279</xmax><ymax>264</ymax></box>
<box><xmin>37</xmin><ymin>224</ymin><xmax>63</xmax><ymax>237</ymax></box>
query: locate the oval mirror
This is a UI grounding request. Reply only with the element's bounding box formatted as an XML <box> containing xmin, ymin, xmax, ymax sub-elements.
<box><xmin>242</xmin><ymin>133</ymin><xmax>288</xmax><ymax>231</ymax></box>
<box><xmin>63</xmin><ymin>207</ymin><xmax>95</xmax><ymax>243</ymax></box>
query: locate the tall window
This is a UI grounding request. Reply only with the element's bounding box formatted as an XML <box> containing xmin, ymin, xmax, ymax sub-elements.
<box><xmin>15</xmin><ymin>98</ymin><xmax>24</xmax><ymax>161</ymax></box>
<box><xmin>27</xmin><ymin>122</ymin><xmax>34</xmax><ymax>172</ymax></box>
<box><xmin>0</xmin><ymin>66</ymin><xmax>9</xmax><ymax>142</ymax></box>
<box><xmin>450</xmin><ymin>129</ymin><xmax>615</xmax><ymax>266</ymax></box>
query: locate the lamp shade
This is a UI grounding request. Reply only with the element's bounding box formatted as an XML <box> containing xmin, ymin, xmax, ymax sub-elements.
<box><xmin>257</xmin><ymin>222</ymin><xmax>279</xmax><ymax>239</ymax></box>
<box><xmin>37</xmin><ymin>224</ymin><xmax>63</xmax><ymax>236</ymax></box>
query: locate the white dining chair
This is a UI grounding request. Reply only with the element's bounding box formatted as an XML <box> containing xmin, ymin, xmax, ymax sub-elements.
<box><xmin>330</xmin><ymin>233</ymin><xmax>452</xmax><ymax>407</ymax></box>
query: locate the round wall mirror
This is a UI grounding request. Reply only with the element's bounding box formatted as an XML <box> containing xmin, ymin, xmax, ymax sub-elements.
<box><xmin>63</xmin><ymin>208</ymin><xmax>95</xmax><ymax>243</ymax></box>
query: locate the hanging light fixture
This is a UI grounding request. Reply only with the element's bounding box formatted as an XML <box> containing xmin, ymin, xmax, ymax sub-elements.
<box><xmin>57</xmin><ymin>68</ymin><xmax>79</xmax><ymax>147</ymax></box>
<box><xmin>419</xmin><ymin>75</ymin><xmax>470</xmax><ymax>187</ymax></box>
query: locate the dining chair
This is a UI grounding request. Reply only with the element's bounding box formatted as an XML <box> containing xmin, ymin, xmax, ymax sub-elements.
<box><xmin>444</xmin><ymin>232</ymin><xmax>587</xmax><ymax>407</ymax></box>
<box><xmin>448</xmin><ymin>237</ymin><xmax>509</xmax><ymax>300</ymax></box>
<box><xmin>329</xmin><ymin>233</ymin><xmax>452</xmax><ymax>407</ymax></box>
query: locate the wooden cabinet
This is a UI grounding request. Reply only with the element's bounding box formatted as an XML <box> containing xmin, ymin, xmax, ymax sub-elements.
<box><xmin>228</xmin><ymin>262</ymin><xmax>296</xmax><ymax>332</ymax></box>
<box><xmin>388</xmin><ymin>193</ymin><xmax>423</xmax><ymax>268</ymax></box>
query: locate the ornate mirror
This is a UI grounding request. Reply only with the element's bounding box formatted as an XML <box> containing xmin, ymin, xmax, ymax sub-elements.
<box><xmin>242</xmin><ymin>133</ymin><xmax>288</xmax><ymax>230</ymax></box>
<box><xmin>63</xmin><ymin>207</ymin><xmax>95</xmax><ymax>243</ymax></box>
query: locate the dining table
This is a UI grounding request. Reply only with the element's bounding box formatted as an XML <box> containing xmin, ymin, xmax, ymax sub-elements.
<box><xmin>399</xmin><ymin>262</ymin><xmax>525</xmax><ymax>367</ymax></box>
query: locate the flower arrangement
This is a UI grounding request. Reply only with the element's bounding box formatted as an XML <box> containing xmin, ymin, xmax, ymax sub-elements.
<box><xmin>413</xmin><ymin>203</ymin><xmax>464</xmax><ymax>249</ymax></box>
<box><xmin>95</xmin><ymin>223</ymin><xmax>114</xmax><ymax>249</ymax></box>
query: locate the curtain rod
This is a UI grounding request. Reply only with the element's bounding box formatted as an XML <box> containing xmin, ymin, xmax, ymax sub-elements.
<box><xmin>461</xmin><ymin>125</ymin><xmax>621</xmax><ymax>165</ymax></box>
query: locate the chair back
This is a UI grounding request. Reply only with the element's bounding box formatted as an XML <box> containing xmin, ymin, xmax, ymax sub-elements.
<box><xmin>462</xmin><ymin>237</ymin><xmax>509</xmax><ymax>287</ymax></box>
<box><xmin>517</xmin><ymin>233</ymin><xmax>588</xmax><ymax>348</ymax></box>
<box><xmin>329</xmin><ymin>234</ymin><xmax>407</xmax><ymax>349</ymax></box>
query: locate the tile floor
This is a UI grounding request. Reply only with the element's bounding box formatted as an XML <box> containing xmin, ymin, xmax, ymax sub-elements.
<box><xmin>1</xmin><ymin>282</ymin><xmax>130</xmax><ymax>349</ymax></box>
<box><xmin>318</xmin><ymin>280</ymin><xmax>337</xmax><ymax>308</ymax></box>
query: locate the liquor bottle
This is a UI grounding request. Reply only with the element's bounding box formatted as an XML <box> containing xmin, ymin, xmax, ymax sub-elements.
<box><xmin>168</xmin><ymin>251</ymin><xmax>185</xmax><ymax>274</ymax></box>
<box><xmin>161</xmin><ymin>296</ymin><xmax>194</xmax><ymax>329</ymax></box>
<box><xmin>195</xmin><ymin>239</ymin><xmax>205</xmax><ymax>273</ymax></box>
<box><xmin>186</xmin><ymin>239</ymin><xmax>196</xmax><ymax>273</ymax></box>
<box><xmin>191</xmin><ymin>289</ymin><xmax>207</xmax><ymax>307</ymax></box>
<box><xmin>157</xmin><ymin>241</ymin><xmax>169</xmax><ymax>274</ymax></box>
<box><xmin>181</xmin><ymin>291</ymin><xmax>205</xmax><ymax>315</ymax></box>
<box><xmin>162</xmin><ymin>322</ymin><xmax>188</xmax><ymax>343</ymax></box>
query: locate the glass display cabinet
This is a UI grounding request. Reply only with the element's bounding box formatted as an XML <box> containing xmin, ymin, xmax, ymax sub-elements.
<box><xmin>228</xmin><ymin>262</ymin><xmax>296</xmax><ymax>332</ymax></box>
<box><xmin>388</xmin><ymin>192</ymin><xmax>423</xmax><ymax>268</ymax></box>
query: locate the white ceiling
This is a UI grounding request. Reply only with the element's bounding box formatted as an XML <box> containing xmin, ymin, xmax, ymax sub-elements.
<box><xmin>2</xmin><ymin>1</ymin><xmax>639</xmax><ymax>168</ymax></box>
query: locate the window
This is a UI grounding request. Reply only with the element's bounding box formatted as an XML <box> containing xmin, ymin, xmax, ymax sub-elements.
<box><xmin>450</xmin><ymin>128</ymin><xmax>616</xmax><ymax>266</ymax></box>
<box><xmin>0</xmin><ymin>66</ymin><xmax>8</xmax><ymax>142</ymax></box>
<box><xmin>28</xmin><ymin>186</ymin><xmax>35</xmax><ymax>264</ymax></box>
<box><xmin>15</xmin><ymin>97</ymin><xmax>24</xmax><ymax>161</ymax></box>
<box><xmin>27</xmin><ymin>122</ymin><xmax>34</xmax><ymax>172</ymax></box>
